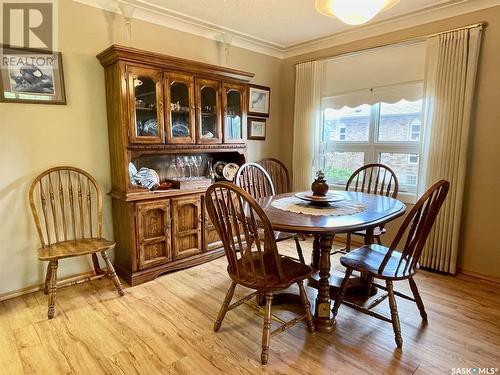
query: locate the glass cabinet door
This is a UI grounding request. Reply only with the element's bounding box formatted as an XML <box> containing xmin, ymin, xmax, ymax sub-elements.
<box><xmin>127</xmin><ymin>66</ymin><xmax>164</xmax><ymax>143</ymax></box>
<box><xmin>166</xmin><ymin>73</ymin><xmax>195</xmax><ymax>144</ymax></box>
<box><xmin>222</xmin><ymin>83</ymin><xmax>246</xmax><ymax>143</ymax></box>
<box><xmin>196</xmin><ymin>79</ymin><xmax>222</xmax><ymax>144</ymax></box>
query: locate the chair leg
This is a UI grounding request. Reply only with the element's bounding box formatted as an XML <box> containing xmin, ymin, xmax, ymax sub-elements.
<box><xmin>43</xmin><ymin>262</ymin><xmax>52</xmax><ymax>295</ymax></box>
<box><xmin>386</xmin><ymin>280</ymin><xmax>403</xmax><ymax>348</ymax></box>
<box><xmin>214</xmin><ymin>281</ymin><xmax>236</xmax><ymax>332</ymax></box>
<box><xmin>101</xmin><ymin>251</ymin><xmax>124</xmax><ymax>296</ymax></box>
<box><xmin>409</xmin><ymin>277</ymin><xmax>427</xmax><ymax>321</ymax></box>
<box><xmin>345</xmin><ymin>233</ymin><xmax>352</xmax><ymax>252</ymax></box>
<box><xmin>47</xmin><ymin>259</ymin><xmax>58</xmax><ymax>319</ymax></box>
<box><xmin>297</xmin><ymin>281</ymin><xmax>315</xmax><ymax>333</ymax></box>
<box><xmin>294</xmin><ymin>236</ymin><xmax>306</xmax><ymax>264</ymax></box>
<box><xmin>332</xmin><ymin>267</ymin><xmax>352</xmax><ymax>319</ymax></box>
<box><xmin>261</xmin><ymin>292</ymin><xmax>273</xmax><ymax>365</ymax></box>
<box><xmin>375</xmin><ymin>236</ymin><xmax>382</xmax><ymax>245</ymax></box>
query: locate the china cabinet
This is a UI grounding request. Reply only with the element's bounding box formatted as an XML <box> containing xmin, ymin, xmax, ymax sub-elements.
<box><xmin>97</xmin><ymin>45</ymin><xmax>254</xmax><ymax>285</ymax></box>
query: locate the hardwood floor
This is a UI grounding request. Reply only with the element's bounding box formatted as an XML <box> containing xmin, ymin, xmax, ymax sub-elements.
<box><xmin>1</xmin><ymin>238</ymin><xmax>499</xmax><ymax>374</ymax></box>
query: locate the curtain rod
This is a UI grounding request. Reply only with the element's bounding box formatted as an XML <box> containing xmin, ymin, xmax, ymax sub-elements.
<box><xmin>296</xmin><ymin>22</ymin><xmax>487</xmax><ymax>65</ymax></box>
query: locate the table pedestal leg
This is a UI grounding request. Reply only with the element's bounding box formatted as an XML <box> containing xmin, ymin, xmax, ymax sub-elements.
<box><xmin>314</xmin><ymin>234</ymin><xmax>335</xmax><ymax>332</ymax></box>
<box><xmin>311</xmin><ymin>235</ymin><xmax>320</xmax><ymax>270</ymax></box>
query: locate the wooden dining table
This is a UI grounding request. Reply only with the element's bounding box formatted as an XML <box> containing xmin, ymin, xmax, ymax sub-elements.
<box><xmin>256</xmin><ymin>191</ymin><xmax>406</xmax><ymax>333</ymax></box>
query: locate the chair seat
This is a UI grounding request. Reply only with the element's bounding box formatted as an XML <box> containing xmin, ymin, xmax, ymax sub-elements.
<box><xmin>38</xmin><ymin>238</ymin><xmax>115</xmax><ymax>261</ymax></box>
<box><xmin>340</xmin><ymin>244</ymin><xmax>418</xmax><ymax>280</ymax></box>
<box><xmin>229</xmin><ymin>253</ymin><xmax>311</xmax><ymax>291</ymax></box>
<box><xmin>352</xmin><ymin>227</ymin><xmax>386</xmax><ymax>237</ymax></box>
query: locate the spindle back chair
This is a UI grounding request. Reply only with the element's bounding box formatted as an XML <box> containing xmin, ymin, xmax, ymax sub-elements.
<box><xmin>29</xmin><ymin>166</ymin><xmax>103</xmax><ymax>247</ymax></box>
<box><xmin>235</xmin><ymin>162</ymin><xmax>305</xmax><ymax>264</ymax></box>
<box><xmin>332</xmin><ymin>180</ymin><xmax>450</xmax><ymax>349</ymax></box>
<box><xmin>346</xmin><ymin>163</ymin><xmax>399</xmax><ymax>198</ymax></box>
<box><xmin>235</xmin><ymin>162</ymin><xmax>275</xmax><ymax>199</ymax></box>
<box><xmin>205</xmin><ymin>182</ymin><xmax>314</xmax><ymax>364</ymax></box>
<box><xmin>257</xmin><ymin>158</ymin><xmax>291</xmax><ymax>194</ymax></box>
<box><xmin>29</xmin><ymin>166</ymin><xmax>124</xmax><ymax>319</ymax></box>
<box><xmin>341</xmin><ymin>163</ymin><xmax>399</xmax><ymax>252</ymax></box>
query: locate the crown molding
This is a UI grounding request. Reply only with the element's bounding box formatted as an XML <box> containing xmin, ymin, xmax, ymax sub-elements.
<box><xmin>73</xmin><ymin>0</ymin><xmax>500</xmax><ymax>60</ymax></box>
<box><xmin>282</xmin><ymin>0</ymin><xmax>500</xmax><ymax>59</ymax></box>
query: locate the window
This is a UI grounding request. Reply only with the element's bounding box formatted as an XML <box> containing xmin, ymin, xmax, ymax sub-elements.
<box><xmin>408</xmin><ymin>153</ymin><xmax>419</xmax><ymax>164</ymax></box>
<box><xmin>409</xmin><ymin>118</ymin><xmax>421</xmax><ymax>141</ymax></box>
<box><xmin>407</xmin><ymin>175</ymin><xmax>417</xmax><ymax>186</ymax></box>
<box><xmin>338</xmin><ymin>125</ymin><xmax>346</xmax><ymax>140</ymax></box>
<box><xmin>321</xmin><ymin>97</ymin><xmax>423</xmax><ymax>194</ymax></box>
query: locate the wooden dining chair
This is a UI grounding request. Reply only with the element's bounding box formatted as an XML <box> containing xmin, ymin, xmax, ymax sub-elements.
<box><xmin>257</xmin><ymin>158</ymin><xmax>291</xmax><ymax>194</ymax></box>
<box><xmin>28</xmin><ymin>166</ymin><xmax>124</xmax><ymax>319</ymax></box>
<box><xmin>205</xmin><ymin>182</ymin><xmax>315</xmax><ymax>365</ymax></box>
<box><xmin>235</xmin><ymin>162</ymin><xmax>305</xmax><ymax>264</ymax></box>
<box><xmin>340</xmin><ymin>163</ymin><xmax>399</xmax><ymax>253</ymax></box>
<box><xmin>332</xmin><ymin>179</ymin><xmax>450</xmax><ymax>348</ymax></box>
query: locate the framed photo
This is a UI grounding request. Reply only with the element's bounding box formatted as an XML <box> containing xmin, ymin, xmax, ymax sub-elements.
<box><xmin>0</xmin><ymin>46</ymin><xmax>66</xmax><ymax>104</ymax></box>
<box><xmin>247</xmin><ymin>84</ymin><xmax>270</xmax><ymax>117</ymax></box>
<box><xmin>247</xmin><ymin>117</ymin><xmax>266</xmax><ymax>140</ymax></box>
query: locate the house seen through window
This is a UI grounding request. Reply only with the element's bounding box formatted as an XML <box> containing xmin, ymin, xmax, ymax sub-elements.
<box><xmin>321</xmin><ymin>95</ymin><xmax>423</xmax><ymax>194</ymax></box>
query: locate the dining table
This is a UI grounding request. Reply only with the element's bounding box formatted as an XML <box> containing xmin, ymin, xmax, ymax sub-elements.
<box><xmin>256</xmin><ymin>190</ymin><xmax>406</xmax><ymax>333</ymax></box>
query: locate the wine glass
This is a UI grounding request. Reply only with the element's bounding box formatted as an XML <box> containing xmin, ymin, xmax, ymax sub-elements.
<box><xmin>183</xmin><ymin>156</ymin><xmax>192</xmax><ymax>179</ymax></box>
<box><xmin>194</xmin><ymin>155</ymin><xmax>202</xmax><ymax>177</ymax></box>
<box><xmin>176</xmin><ymin>156</ymin><xmax>185</xmax><ymax>179</ymax></box>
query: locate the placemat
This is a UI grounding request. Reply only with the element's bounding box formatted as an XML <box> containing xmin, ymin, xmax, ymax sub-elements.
<box><xmin>271</xmin><ymin>196</ymin><xmax>366</xmax><ymax>217</ymax></box>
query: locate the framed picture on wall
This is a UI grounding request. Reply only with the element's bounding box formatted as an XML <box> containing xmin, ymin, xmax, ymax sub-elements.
<box><xmin>0</xmin><ymin>45</ymin><xmax>66</xmax><ymax>104</ymax></box>
<box><xmin>247</xmin><ymin>84</ymin><xmax>270</xmax><ymax>117</ymax></box>
<box><xmin>247</xmin><ymin>117</ymin><xmax>266</xmax><ymax>140</ymax></box>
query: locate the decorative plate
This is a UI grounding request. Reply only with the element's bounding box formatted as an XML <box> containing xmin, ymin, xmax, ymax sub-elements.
<box><xmin>294</xmin><ymin>191</ymin><xmax>345</xmax><ymax>206</ymax></box>
<box><xmin>213</xmin><ymin>161</ymin><xmax>227</xmax><ymax>179</ymax></box>
<box><xmin>223</xmin><ymin>163</ymin><xmax>239</xmax><ymax>181</ymax></box>
<box><xmin>141</xmin><ymin>119</ymin><xmax>158</xmax><ymax>136</ymax></box>
<box><xmin>128</xmin><ymin>162</ymin><xmax>138</xmax><ymax>186</ymax></box>
<box><xmin>172</xmin><ymin>123</ymin><xmax>190</xmax><ymax>137</ymax></box>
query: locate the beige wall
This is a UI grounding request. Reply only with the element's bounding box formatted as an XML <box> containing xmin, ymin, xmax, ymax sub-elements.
<box><xmin>280</xmin><ymin>6</ymin><xmax>500</xmax><ymax>278</ymax></box>
<box><xmin>0</xmin><ymin>1</ymin><xmax>284</xmax><ymax>295</ymax></box>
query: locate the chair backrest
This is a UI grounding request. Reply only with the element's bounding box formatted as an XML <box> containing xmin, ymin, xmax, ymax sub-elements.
<box><xmin>205</xmin><ymin>182</ymin><xmax>285</xmax><ymax>284</ymax></box>
<box><xmin>257</xmin><ymin>158</ymin><xmax>291</xmax><ymax>194</ymax></box>
<box><xmin>379</xmin><ymin>179</ymin><xmax>450</xmax><ymax>275</ymax></box>
<box><xmin>29</xmin><ymin>166</ymin><xmax>103</xmax><ymax>248</ymax></box>
<box><xmin>235</xmin><ymin>162</ymin><xmax>275</xmax><ymax>199</ymax></box>
<box><xmin>346</xmin><ymin>163</ymin><xmax>399</xmax><ymax>198</ymax></box>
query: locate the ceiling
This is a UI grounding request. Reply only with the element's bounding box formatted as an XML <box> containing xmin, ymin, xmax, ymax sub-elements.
<box><xmin>76</xmin><ymin>0</ymin><xmax>499</xmax><ymax>57</ymax></box>
<box><xmin>143</xmin><ymin>0</ymin><xmax>459</xmax><ymax>48</ymax></box>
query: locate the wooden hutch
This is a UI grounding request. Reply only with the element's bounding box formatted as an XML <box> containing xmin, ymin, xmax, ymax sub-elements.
<box><xmin>97</xmin><ymin>45</ymin><xmax>253</xmax><ymax>286</ymax></box>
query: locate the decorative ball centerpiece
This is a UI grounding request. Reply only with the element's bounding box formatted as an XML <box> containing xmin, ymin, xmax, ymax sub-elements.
<box><xmin>311</xmin><ymin>170</ymin><xmax>329</xmax><ymax>197</ymax></box>
<box><xmin>295</xmin><ymin>170</ymin><xmax>345</xmax><ymax>206</ymax></box>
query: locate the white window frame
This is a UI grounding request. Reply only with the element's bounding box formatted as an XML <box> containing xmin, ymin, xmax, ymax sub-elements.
<box><xmin>320</xmin><ymin>102</ymin><xmax>422</xmax><ymax>204</ymax></box>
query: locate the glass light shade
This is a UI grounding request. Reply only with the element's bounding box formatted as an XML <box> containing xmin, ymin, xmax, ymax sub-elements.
<box><xmin>315</xmin><ymin>0</ymin><xmax>400</xmax><ymax>25</ymax></box>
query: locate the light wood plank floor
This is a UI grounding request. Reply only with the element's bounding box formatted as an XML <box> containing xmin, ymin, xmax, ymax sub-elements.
<box><xmin>1</xmin><ymin>239</ymin><xmax>499</xmax><ymax>374</ymax></box>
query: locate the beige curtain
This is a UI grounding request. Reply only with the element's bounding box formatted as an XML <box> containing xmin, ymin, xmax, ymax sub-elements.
<box><xmin>292</xmin><ymin>61</ymin><xmax>322</xmax><ymax>190</ymax></box>
<box><xmin>419</xmin><ymin>26</ymin><xmax>483</xmax><ymax>274</ymax></box>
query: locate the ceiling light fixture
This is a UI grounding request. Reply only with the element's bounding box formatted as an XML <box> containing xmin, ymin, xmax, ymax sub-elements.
<box><xmin>315</xmin><ymin>0</ymin><xmax>400</xmax><ymax>25</ymax></box>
